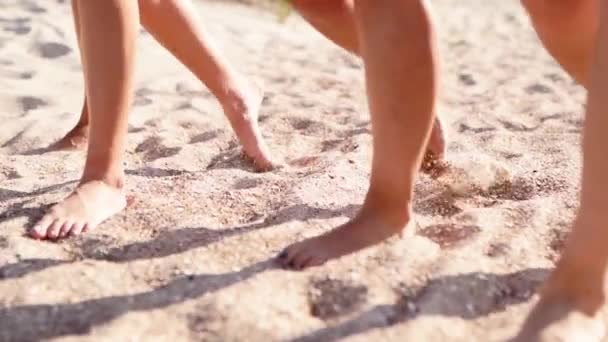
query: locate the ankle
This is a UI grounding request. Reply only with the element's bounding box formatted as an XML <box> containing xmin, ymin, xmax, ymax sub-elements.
<box><xmin>543</xmin><ymin>259</ymin><xmax>607</xmax><ymax>314</ymax></box>
<box><xmin>220</xmin><ymin>88</ymin><xmax>252</xmax><ymax>116</ymax></box>
<box><xmin>361</xmin><ymin>191</ymin><xmax>413</xmax><ymax>228</ymax></box>
<box><xmin>69</xmin><ymin>120</ymin><xmax>89</xmax><ymax>133</ymax></box>
<box><xmin>79</xmin><ymin>175</ymin><xmax>125</xmax><ymax>190</ymax></box>
<box><xmin>81</xmin><ymin>164</ymin><xmax>125</xmax><ymax>189</ymax></box>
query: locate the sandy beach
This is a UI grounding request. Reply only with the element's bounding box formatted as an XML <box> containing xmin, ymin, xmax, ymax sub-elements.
<box><xmin>0</xmin><ymin>0</ymin><xmax>589</xmax><ymax>341</ymax></box>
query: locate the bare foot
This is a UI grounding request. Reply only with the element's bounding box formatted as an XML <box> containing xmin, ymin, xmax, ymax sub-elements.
<box><xmin>513</xmin><ymin>296</ymin><xmax>606</xmax><ymax>342</ymax></box>
<box><xmin>47</xmin><ymin>123</ymin><xmax>89</xmax><ymax>151</ymax></box>
<box><xmin>221</xmin><ymin>80</ymin><xmax>279</xmax><ymax>172</ymax></box>
<box><xmin>29</xmin><ymin>180</ymin><xmax>126</xmax><ymax>240</ymax></box>
<box><xmin>421</xmin><ymin>118</ymin><xmax>447</xmax><ymax>173</ymax></box>
<box><xmin>277</xmin><ymin>210</ymin><xmax>409</xmax><ymax>269</ymax></box>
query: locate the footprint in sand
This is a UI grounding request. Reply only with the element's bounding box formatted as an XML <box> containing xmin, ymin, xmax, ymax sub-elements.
<box><xmin>127</xmin><ymin>125</ymin><xmax>145</xmax><ymax>133</ymax></box>
<box><xmin>133</xmin><ymin>96</ymin><xmax>153</xmax><ymax>107</ymax></box>
<box><xmin>414</xmin><ymin>191</ymin><xmax>463</xmax><ymax>217</ymax></box>
<box><xmin>19</xmin><ymin>71</ymin><xmax>34</xmax><ymax>79</ymax></box>
<box><xmin>189</xmin><ymin>131</ymin><xmax>220</xmax><ymax>145</ymax></box>
<box><xmin>37</xmin><ymin>42</ymin><xmax>71</xmax><ymax>59</ymax></box>
<box><xmin>458</xmin><ymin>73</ymin><xmax>476</xmax><ymax>86</ymax></box>
<box><xmin>417</xmin><ymin>223</ymin><xmax>481</xmax><ymax>249</ymax></box>
<box><xmin>525</xmin><ymin>82</ymin><xmax>553</xmax><ymax>95</ymax></box>
<box><xmin>233</xmin><ymin>177</ymin><xmax>263</xmax><ymax>190</ymax></box>
<box><xmin>0</xmin><ymin>17</ymin><xmax>32</xmax><ymax>35</ymax></box>
<box><xmin>18</xmin><ymin>96</ymin><xmax>48</xmax><ymax>113</ymax></box>
<box><xmin>308</xmin><ymin>277</ymin><xmax>368</xmax><ymax>321</ymax></box>
<box><xmin>21</xmin><ymin>1</ymin><xmax>47</xmax><ymax>14</ymax></box>
<box><xmin>321</xmin><ymin>138</ymin><xmax>359</xmax><ymax>153</ymax></box>
<box><xmin>288</xmin><ymin>117</ymin><xmax>315</xmax><ymax>131</ymax></box>
<box><xmin>457</xmin><ymin>122</ymin><xmax>496</xmax><ymax>134</ymax></box>
<box><xmin>135</xmin><ymin>136</ymin><xmax>182</xmax><ymax>162</ymax></box>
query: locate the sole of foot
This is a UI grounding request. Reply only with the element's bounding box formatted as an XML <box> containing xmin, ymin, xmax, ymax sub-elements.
<box><xmin>29</xmin><ymin>180</ymin><xmax>126</xmax><ymax>240</ymax></box>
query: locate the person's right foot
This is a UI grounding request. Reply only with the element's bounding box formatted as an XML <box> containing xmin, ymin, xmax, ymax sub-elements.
<box><xmin>513</xmin><ymin>295</ymin><xmax>605</xmax><ymax>342</ymax></box>
<box><xmin>30</xmin><ymin>180</ymin><xmax>126</xmax><ymax>240</ymax></box>
<box><xmin>221</xmin><ymin>80</ymin><xmax>279</xmax><ymax>172</ymax></box>
<box><xmin>277</xmin><ymin>206</ymin><xmax>411</xmax><ymax>269</ymax></box>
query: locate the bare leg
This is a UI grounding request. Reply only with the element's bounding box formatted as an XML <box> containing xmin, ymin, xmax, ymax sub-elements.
<box><xmin>48</xmin><ymin>0</ymin><xmax>89</xmax><ymax>151</ymax></box>
<box><xmin>51</xmin><ymin>0</ymin><xmax>275</xmax><ymax>171</ymax></box>
<box><xmin>30</xmin><ymin>0</ymin><xmax>138</xmax><ymax>239</ymax></box>
<box><xmin>138</xmin><ymin>0</ymin><xmax>274</xmax><ymax>170</ymax></box>
<box><xmin>292</xmin><ymin>0</ymin><xmax>445</xmax><ymax>160</ymax></box>
<box><xmin>279</xmin><ymin>0</ymin><xmax>438</xmax><ymax>269</ymax></box>
<box><xmin>514</xmin><ymin>2</ymin><xmax>608</xmax><ymax>341</ymax></box>
<box><xmin>522</xmin><ymin>0</ymin><xmax>598</xmax><ymax>87</ymax></box>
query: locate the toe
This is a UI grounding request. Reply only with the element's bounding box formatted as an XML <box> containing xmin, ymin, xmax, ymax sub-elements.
<box><xmin>253</xmin><ymin>159</ymin><xmax>279</xmax><ymax>173</ymax></box>
<box><xmin>292</xmin><ymin>249</ymin><xmax>324</xmax><ymax>270</ymax></box>
<box><xmin>70</xmin><ymin>222</ymin><xmax>85</xmax><ymax>236</ymax></box>
<box><xmin>81</xmin><ymin>223</ymin><xmax>92</xmax><ymax>234</ymax></box>
<box><xmin>278</xmin><ymin>244</ymin><xmax>301</xmax><ymax>268</ymax></box>
<box><xmin>58</xmin><ymin>221</ymin><xmax>74</xmax><ymax>239</ymax></box>
<box><xmin>30</xmin><ymin>214</ymin><xmax>55</xmax><ymax>239</ymax></box>
<box><xmin>286</xmin><ymin>249</ymin><xmax>309</xmax><ymax>270</ymax></box>
<box><xmin>47</xmin><ymin>219</ymin><xmax>64</xmax><ymax>240</ymax></box>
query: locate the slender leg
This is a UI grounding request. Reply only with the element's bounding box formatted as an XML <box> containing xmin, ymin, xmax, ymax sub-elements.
<box><xmin>48</xmin><ymin>0</ymin><xmax>89</xmax><ymax>151</ymax></box>
<box><xmin>30</xmin><ymin>0</ymin><xmax>139</xmax><ymax>239</ymax></box>
<box><xmin>279</xmin><ymin>0</ymin><xmax>438</xmax><ymax>269</ymax></box>
<box><xmin>522</xmin><ymin>0</ymin><xmax>598</xmax><ymax>87</ymax></box>
<box><xmin>514</xmin><ymin>1</ymin><xmax>608</xmax><ymax>340</ymax></box>
<box><xmin>49</xmin><ymin>0</ymin><xmax>275</xmax><ymax>170</ymax></box>
<box><xmin>292</xmin><ymin>0</ymin><xmax>445</xmax><ymax>160</ymax></box>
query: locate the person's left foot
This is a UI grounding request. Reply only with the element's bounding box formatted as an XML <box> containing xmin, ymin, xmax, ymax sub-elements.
<box><xmin>47</xmin><ymin>123</ymin><xmax>89</xmax><ymax>151</ymax></box>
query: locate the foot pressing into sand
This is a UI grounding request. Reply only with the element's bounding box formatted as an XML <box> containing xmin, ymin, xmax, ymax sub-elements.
<box><xmin>278</xmin><ymin>206</ymin><xmax>410</xmax><ymax>269</ymax></box>
<box><xmin>513</xmin><ymin>296</ymin><xmax>605</xmax><ymax>342</ymax></box>
<box><xmin>514</xmin><ymin>230</ymin><xmax>608</xmax><ymax>342</ymax></box>
<box><xmin>46</xmin><ymin>80</ymin><xmax>278</xmax><ymax>171</ymax></box>
<box><xmin>421</xmin><ymin>118</ymin><xmax>447</xmax><ymax>171</ymax></box>
<box><xmin>30</xmin><ymin>180</ymin><xmax>126</xmax><ymax>240</ymax></box>
<box><xmin>48</xmin><ymin>121</ymin><xmax>89</xmax><ymax>151</ymax></box>
<box><xmin>220</xmin><ymin>80</ymin><xmax>278</xmax><ymax>172</ymax></box>
<box><xmin>48</xmin><ymin>101</ymin><xmax>89</xmax><ymax>151</ymax></box>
